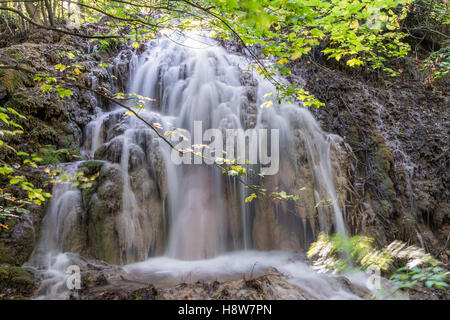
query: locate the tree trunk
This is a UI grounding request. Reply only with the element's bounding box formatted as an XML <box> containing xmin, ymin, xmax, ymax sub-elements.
<box><xmin>53</xmin><ymin>0</ymin><xmax>58</xmax><ymax>21</ymax></box>
<box><xmin>67</xmin><ymin>0</ymin><xmax>71</xmax><ymax>26</ymax></box>
<box><xmin>41</xmin><ymin>0</ymin><xmax>49</xmax><ymax>25</ymax></box>
<box><xmin>16</xmin><ymin>2</ymin><xmax>26</xmax><ymax>31</ymax></box>
<box><xmin>44</xmin><ymin>0</ymin><xmax>54</xmax><ymax>26</ymax></box>
<box><xmin>59</xmin><ymin>0</ymin><xmax>63</xmax><ymax>21</ymax></box>
<box><xmin>24</xmin><ymin>1</ymin><xmax>42</xmax><ymax>24</ymax></box>
<box><xmin>79</xmin><ymin>0</ymin><xmax>86</xmax><ymax>21</ymax></box>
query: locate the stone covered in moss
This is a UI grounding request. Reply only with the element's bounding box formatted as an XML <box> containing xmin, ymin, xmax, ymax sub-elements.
<box><xmin>0</xmin><ymin>266</ymin><xmax>34</xmax><ymax>299</ymax></box>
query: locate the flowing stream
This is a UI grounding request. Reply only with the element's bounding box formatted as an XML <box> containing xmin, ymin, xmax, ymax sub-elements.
<box><xmin>27</xmin><ymin>32</ymin><xmax>368</xmax><ymax>299</ymax></box>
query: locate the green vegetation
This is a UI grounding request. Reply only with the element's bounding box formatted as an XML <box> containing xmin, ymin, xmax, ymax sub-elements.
<box><xmin>0</xmin><ymin>0</ymin><xmax>447</xmax><ymax>227</ymax></box>
<box><xmin>0</xmin><ymin>107</ymin><xmax>52</xmax><ymax>229</ymax></box>
<box><xmin>391</xmin><ymin>266</ymin><xmax>449</xmax><ymax>291</ymax></box>
<box><xmin>307</xmin><ymin>233</ymin><xmax>449</xmax><ymax>293</ymax></box>
<box><xmin>0</xmin><ymin>2</ymin><xmax>447</xmax><ymax>300</ymax></box>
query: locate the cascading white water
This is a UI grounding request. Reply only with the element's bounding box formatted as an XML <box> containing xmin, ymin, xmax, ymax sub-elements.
<box><xmin>29</xmin><ymin>31</ymin><xmax>359</xmax><ymax>299</ymax></box>
<box><xmin>121</xmin><ymin>32</ymin><xmax>347</xmax><ymax>259</ymax></box>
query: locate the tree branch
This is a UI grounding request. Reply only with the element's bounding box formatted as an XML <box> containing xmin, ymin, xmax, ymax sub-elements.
<box><xmin>0</xmin><ymin>6</ymin><xmax>120</xmax><ymax>39</ymax></box>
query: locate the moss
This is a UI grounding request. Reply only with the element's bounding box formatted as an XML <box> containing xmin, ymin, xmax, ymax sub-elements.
<box><xmin>94</xmin><ymin>144</ymin><xmax>108</xmax><ymax>160</ymax></box>
<box><xmin>372</xmin><ymin>200</ymin><xmax>393</xmax><ymax>218</ymax></box>
<box><xmin>0</xmin><ymin>243</ymin><xmax>14</xmax><ymax>265</ymax></box>
<box><xmin>0</xmin><ymin>218</ymin><xmax>15</xmax><ymax>265</ymax></box>
<box><xmin>0</xmin><ymin>266</ymin><xmax>34</xmax><ymax>296</ymax></box>
<box><xmin>376</xmin><ymin>170</ymin><xmax>396</xmax><ymax>199</ymax></box>
<box><xmin>79</xmin><ymin>160</ymin><xmax>104</xmax><ymax>176</ymax></box>
<box><xmin>371</xmin><ymin>131</ymin><xmax>397</xmax><ymax>199</ymax></box>
<box><xmin>0</xmin><ymin>216</ymin><xmax>35</xmax><ymax>266</ymax></box>
<box><xmin>4</xmin><ymin>295</ymin><xmax>31</xmax><ymax>300</ymax></box>
<box><xmin>60</xmin><ymin>133</ymin><xmax>77</xmax><ymax>149</ymax></box>
<box><xmin>0</xmin><ymin>68</ymin><xmax>28</xmax><ymax>93</ymax></box>
<box><xmin>78</xmin><ymin>161</ymin><xmax>122</xmax><ymax>264</ymax></box>
<box><xmin>86</xmin><ymin>193</ymin><xmax>119</xmax><ymax>264</ymax></box>
<box><xmin>346</xmin><ymin>125</ymin><xmax>360</xmax><ymax>148</ymax></box>
<box><xmin>375</xmin><ymin>145</ymin><xmax>393</xmax><ymax>172</ymax></box>
<box><xmin>0</xmin><ymin>237</ymin><xmax>34</xmax><ymax>267</ymax></box>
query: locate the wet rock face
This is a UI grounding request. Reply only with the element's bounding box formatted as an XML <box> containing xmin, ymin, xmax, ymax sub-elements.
<box><xmin>295</xmin><ymin>60</ymin><xmax>449</xmax><ymax>261</ymax></box>
<box><xmin>252</xmin><ymin>131</ymin><xmax>354</xmax><ymax>252</ymax></box>
<box><xmin>63</xmin><ymin>113</ymin><xmax>169</xmax><ymax>265</ymax></box>
<box><xmin>111</xmin><ymin>49</ymin><xmax>134</xmax><ymax>90</ymax></box>
<box><xmin>41</xmin><ymin>158</ymin><xmax>165</xmax><ymax>266</ymax></box>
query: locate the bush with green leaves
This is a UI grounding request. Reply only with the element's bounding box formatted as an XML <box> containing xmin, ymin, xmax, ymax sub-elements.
<box><xmin>391</xmin><ymin>266</ymin><xmax>449</xmax><ymax>291</ymax></box>
<box><xmin>0</xmin><ymin>108</ymin><xmax>53</xmax><ymax>229</ymax></box>
<box><xmin>421</xmin><ymin>41</ymin><xmax>450</xmax><ymax>81</ymax></box>
<box><xmin>307</xmin><ymin>233</ymin><xmax>448</xmax><ymax>293</ymax></box>
<box><xmin>39</xmin><ymin>145</ymin><xmax>71</xmax><ymax>165</ymax></box>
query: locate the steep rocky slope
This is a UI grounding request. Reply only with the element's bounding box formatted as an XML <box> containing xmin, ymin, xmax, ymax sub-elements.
<box><xmin>0</xmin><ymin>28</ymin><xmax>126</xmax><ymax>298</ymax></box>
<box><xmin>294</xmin><ymin>55</ymin><xmax>449</xmax><ymax>262</ymax></box>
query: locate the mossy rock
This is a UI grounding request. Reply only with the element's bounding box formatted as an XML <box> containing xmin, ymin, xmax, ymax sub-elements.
<box><xmin>375</xmin><ymin>145</ymin><xmax>393</xmax><ymax>172</ymax></box>
<box><xmin>372</xmin><ymin>199</ymin><xmax>393</xmax><ymax>218</ymax></box>
<box><xmin>346</xmin><ymin>126</ymin><xmax>360</xmax><ymax>148</ymax></box>
<box><xmin>0</xmin><ymin>266</ymin><xmax>34</xmax><ymax>297</ymax></box>
<box><xmin>0</xmin><ymin>214</ymin><xmax>37</xmax><ymax>266</ymax></box>
<box><xmin>0</xmin><ymin>243</ymin><xmax>14</xmax><ymax>265</ymax></box>
<box><xmin>0</xmin><ymin>217</ymin><xmax>17</xmax><ymax>265</ymax></box>
<box><xmin>0</xmin><ymin>67</ymin><xmax>30</xmax><ymax>94</ymax></box>
<box><xmin>79</xmin><ymin>160</ymin><xmax>105</xmax><ymax>176</ymax></box>
<box><xmin>0</xmin><ymin>231</ymin><xmax>35</xmax><ymax>267</ymax></box>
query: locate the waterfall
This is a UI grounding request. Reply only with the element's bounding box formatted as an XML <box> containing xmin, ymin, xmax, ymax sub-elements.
<box><xmin>29</xmin><ymin>31</ymin><xmax>354</xmax><ymax>299</ymax></box>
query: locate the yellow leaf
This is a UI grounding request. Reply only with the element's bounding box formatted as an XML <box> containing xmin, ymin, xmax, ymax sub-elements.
<box><xmin>278</xmin><ymin>58</ymin><xmax>289</xmax><ymax>65</ymax></box>
<box><xmin>291</xmin><ymin>51</ymin><xmax>302</xmax><ymax>61</ymax></box>
<box><xmin>90</xmin><ymin>172</ymin><xmax>100</xmax><ymax>180</ymax></box>
<box><xmin>256</xmin><ymin>65</ymin><xmax>264</xmax><ymax>74</ymax></box>
<box><xmin>349</xmin><ymin>20</ymin><xmax>359</xmax><ymax>29</ymax></box>
<box><xmin>245</xmin><ymin>193</ymin><xmax>257</xmax><ymax>203</ymax></box>
<box><xmin>346</xmin><ymin>58</ymin><xmax>364</xmax><ymax>67</ymax></box>
<box><xmin>0</xmin><ymin>223</ymin><xmax>8</xmax><ymax>229</ymax></box>
<box><xmin>260</xmin><ymin>100</ymin><xmax>273</xmax><ymax>108</ymax></box>
<box><xmin>125</xmin><ymin>110</ymin><xmax>135</xmax><ymax>116</ymax></box>
<box><xmin>74</xmin><ymin>68</ymin><xmax>82</xmax><ymax>75</ymax></box>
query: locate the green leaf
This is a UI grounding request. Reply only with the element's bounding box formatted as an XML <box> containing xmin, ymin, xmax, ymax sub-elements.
<box><xmin>9</xmin><ymin>178</ymin><xmax>21</xmax><ymax>184</ymax></box>
<box><xmin>41</xmin><ymin>84</ymin><xmax>53</xmax><ymax>92</ymax></box>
